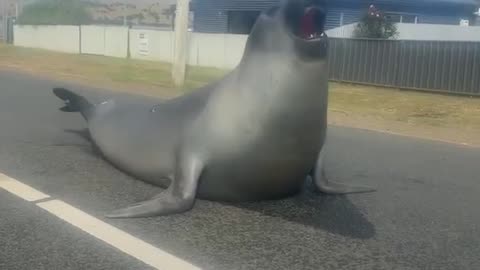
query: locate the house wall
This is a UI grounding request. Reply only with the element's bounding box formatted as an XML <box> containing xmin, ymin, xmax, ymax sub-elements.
<box><xmin>192</xmin><ymin>0</ymin><xmax>478</xmax><ymax>33</ymax></box>
<box><xmin>192</xmin><ymin>0</ymin><xmax>278</xmax><ymax>33</ymax></box>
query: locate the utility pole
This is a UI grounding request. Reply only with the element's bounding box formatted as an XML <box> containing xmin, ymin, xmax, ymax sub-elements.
<box><xmin>172</xmin><ymin>0</ymin><xmax>189</xmax><ymax>87</ymax></box>
<box><xmin>123</xmin><ymin>0</ymin><xmax>127</xmax><ymax>26</ymax></box>
<box><xmin>1</xmin><ymin>0</ymin><xmax>6</xmax><ymax>42</ymax></box>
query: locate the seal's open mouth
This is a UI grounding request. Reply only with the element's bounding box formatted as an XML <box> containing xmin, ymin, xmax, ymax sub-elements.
<box><xmin>298</xmin><ymin>7</ymin><xmax>325</xmax><ymax>40</ymax></box>
<box><xmin>284</xmin><ymin>2</ymin><xmax>326</xmax><ymax>41</ymax></box>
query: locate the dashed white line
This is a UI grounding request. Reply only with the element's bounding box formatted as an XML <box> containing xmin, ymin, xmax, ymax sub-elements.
<box><xmin>0</xmin><ymin>173</ymin><xmax>50</xmax><ymax>202</ymax></box>
<box><xmin>37</xmin><ymin>200</ymin><xmax>201</xmax><ymax>270</ymax></box>
<box><xmin>0</xmin><ymin>172</ymin><xmax>201</xmax><ymax>270</ymax></box>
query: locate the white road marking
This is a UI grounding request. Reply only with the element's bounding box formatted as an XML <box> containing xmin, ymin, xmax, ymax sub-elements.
<box><xmin>0</xmin><ymin>173</ymin><xmax>50</xmax><ymax>202</ymax></box>
<box><xmin>0</xmin><ymin>173</ymin><xmax>201</xmax><ymax>270</ymax></box>
<box><xmin>38</xmin><ymin>200</ymin><xmax>201</xmax><ymax>270</ymax></box>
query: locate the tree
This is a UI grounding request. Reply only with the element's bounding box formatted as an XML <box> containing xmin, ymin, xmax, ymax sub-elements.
<box><xmin>353</xmin><ymin>5</ymin><xmax>398</xmax><ymax>39</ymax></box>
<box><xmin>17</xmin><ymin>0</ymin><xmax>92</xmax><ymax>25</ymax></box>
<box><xmin>138</xmin><ymin>13</ymin><xmax>145</xmax><ymax>24</ymax></box>
<box><xmin>149</xmin><ymin>10</ymin><xmax>160</xmax><ymax>23</ymax></box>
<box><xmin>162</xmin><ymin>4</ymin><xmax>176</xmax><ymax>20</ymax></box>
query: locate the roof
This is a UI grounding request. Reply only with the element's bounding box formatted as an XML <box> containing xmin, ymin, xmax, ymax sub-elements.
<box><xmin>381</xmin><ymin>0</ymin><xmax>476</xmax><ymax>4</ymax></box>
<box><xmin>191</xmin><ymin>0</ymin><xmax>478</xmax><ymax>15</ymax></box>
<box><xmin>329</xmin><ymin>0</ymin><xmax>479</xmax><ymax>12</ymax></box>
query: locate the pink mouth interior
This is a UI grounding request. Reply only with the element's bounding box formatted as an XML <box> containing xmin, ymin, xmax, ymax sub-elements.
<box><xmin>300</xmin><ymin>8</ymin><xmax>318</xmax><ymax>39</ymax></box>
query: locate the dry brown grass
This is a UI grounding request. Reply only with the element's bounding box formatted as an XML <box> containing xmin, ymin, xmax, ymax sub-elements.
<box><xmin>330</xmin><ymin>83</ymin><xmax>480</xmax><ymax>130</ymax></box>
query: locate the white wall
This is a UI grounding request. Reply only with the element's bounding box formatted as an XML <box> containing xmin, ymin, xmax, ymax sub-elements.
<box><xmin>396</xmin><ymin>24</ymin><xmax>480</xmax><ymax>41</ymax></box>
<box><xmin>129</xmin><ymin>29</ymin><xmax>174</xmax><ymax>62</ymax></box>
<box><xmin>14</xmin><ymin>25</ymin><xmax>80</xmax><ymax>53</ymax></box>
<box><xmin>129</xmin><ymin>30</ymin><xmax>248</xmax><ymax>69</ymax></box>
<box><xmin>224</xmin><ymin>34</ymin><xmax>248</xmax><ymax>68</ymax></box>
<box><xmin>105</xmin><ymin>26</ymin><xmax>129</xmax><ymax>58</ymax></box>
<box><xmin>14</xmin><ymin>23</ymin><xmax>480</xmax><ymax>71</ymax></box>
<box><xmin>81</xmin><ymin>25</ymin><xmax>129</xmax><ymax>58</ymax></box>
<box><xmin>81</xmin><ymin>25</ymin><xmax>105</xmax><ymax>55</ymax></box>
<box><xmin>327</xmin><ymin>22</ymin><xmax>480</xmax><ymax>41</ymax></box>
<box><xmin>188</xmin><ymin>33</ymin><xmax>247</xmax><ymax>69</ymax></box>
<box><xmin>326</xmin><ymin>23</ymin><xmax>358</xmax><ymax>39</ymax></box>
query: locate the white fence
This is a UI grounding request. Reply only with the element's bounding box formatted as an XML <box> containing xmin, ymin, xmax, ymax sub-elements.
<box><xmin>394</xmin><ymin>23</ymin><xmax>480</xmax><ymax>41</ymax></box>
<box><xmin>80</xmin><ymin>25</ymin><xmax>129</xmax><ymax>58</ymax></box>
<box><xmin>128</xmin><ymin>29</ymin><xmax>247</xmax><ymax>69</ymax></box>
<box><xmin>129</xmin><ymin>29</ymin><xmax>174</xmax><ymax>62</ymax></box>
<box><xmin>104</xmin><ymin>26</ymin><xmax>129</xmax><ymax>58</ymax></box>
<box><xmin>12</xmin><ymin>23</ymin><xmax>480</xmax><ymax>70</ymax></box>
<box><xmin>326</xmin><ymin>22</ymin><xmax>480</xmax><ymax>41</ymax></box>
<box><xmin>13</xmin><ymin>24</ymin><xmax>248</xmax><ymax>69</ymax></box>
<box><xmin>14</xmin><ymin>25</ymin><xmax>80</xmax><ymax>53</ymax></box>
<box><xmin>81</xmin><ymin>25</ymin><xmax>104</xmax><ymax>55</ymax></box>
<box><xmin>0</xmin><ymin>20</ymin><xmax>5</xmax><ymax>41</ymax></box>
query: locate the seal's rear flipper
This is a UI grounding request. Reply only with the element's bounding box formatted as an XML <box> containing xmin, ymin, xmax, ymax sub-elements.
<box><xmin>53</xmin><ymin>87</ymin><xmax>93</xmax><ymax>120</ymax></box>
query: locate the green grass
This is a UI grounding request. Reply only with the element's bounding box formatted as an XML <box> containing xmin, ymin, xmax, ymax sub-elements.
<box><xmin>0</xmin><ymin>44</ymin><xmax>227</xmax><ymax>93</ymax></box>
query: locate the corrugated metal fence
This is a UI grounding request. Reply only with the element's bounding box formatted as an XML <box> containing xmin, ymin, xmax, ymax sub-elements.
<box><xmin>328</xmin><ymin>38</ymin><xmax>480</xmax><ymax>95</ymax></box>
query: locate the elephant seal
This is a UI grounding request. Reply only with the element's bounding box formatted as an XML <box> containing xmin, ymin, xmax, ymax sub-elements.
<box><xmin>52</xmin><ymin>0</ymin><xmax>375</xmax><ymax>219</ymax></box>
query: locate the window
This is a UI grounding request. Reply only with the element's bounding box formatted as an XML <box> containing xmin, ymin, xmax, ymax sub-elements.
<box><xmin>385</xmin><ymin>13</ymin><xmax>418</xmax><ymax>24</ymax></box>
<box><xmin>227</xmin><ymin>11</ymin><xmax>261</xmax><ymax>34</ymax></box>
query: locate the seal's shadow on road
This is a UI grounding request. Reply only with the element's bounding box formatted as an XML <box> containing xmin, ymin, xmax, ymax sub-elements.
<box><xmin>63</xmin><ymin>128</ymin><xmax>102</xmax><ymax>155</ymax></box>
<box><xmin>231</xmin><ymin>181</ymin><xmax>376</xmax><ymax>239</ymax></box>
<box><xmin>64</xmin><ymin>128</ymin><xmax>375</xmax><ymax>239</ymax></box>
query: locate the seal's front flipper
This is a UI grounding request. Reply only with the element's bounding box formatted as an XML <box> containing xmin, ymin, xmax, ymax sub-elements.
<box><xmin>106</xmin><ymin>156</ymin><xmax>204</xmax><ymax>219</ymax></box>
<box><xmin>311</xmin><ymin>148</ymin><xmax>376</xmax><ymax>195</ymax></box>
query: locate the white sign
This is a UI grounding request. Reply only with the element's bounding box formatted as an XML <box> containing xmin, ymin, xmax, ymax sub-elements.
<box><xmin>138</xmin><ymin>32</ymin><xmax>149</xmax><ymax>56</ymax></box>
<box><xmin>460</xmin><ymin>19</ymin><xmax>469</xmax><ymax>27</ymax></box>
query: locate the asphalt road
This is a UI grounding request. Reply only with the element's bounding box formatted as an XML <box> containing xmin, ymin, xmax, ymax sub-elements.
<box><xmin>0</xmin><ymin>70</ymin><xmax>479</xmax><ymax>270</ymax></box>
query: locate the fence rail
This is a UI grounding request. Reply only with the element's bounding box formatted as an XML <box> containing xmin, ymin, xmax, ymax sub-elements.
<box><xmin>328</xmin><ymin>38</ymin><xmax>480</xmax><ymax>95</ymax></box>
<box><xmin>12</xmin><ymin>24</ymin><xmax>480</xmax><ymax>96</ymax></box>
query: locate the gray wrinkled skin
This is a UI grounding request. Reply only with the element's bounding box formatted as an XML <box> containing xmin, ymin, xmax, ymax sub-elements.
<box><xmin>53</xmin><ymin>0</ymin><xmax>375</xmax><ymax>218</ymax></box>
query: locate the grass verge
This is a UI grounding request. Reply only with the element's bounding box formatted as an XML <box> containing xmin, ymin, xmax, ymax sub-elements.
<box><xmin>1</xmin><ymin>44</ymin><xmax>480</xmax><ymax>147</ymax></box>
<box><xmin>0</xmin><ymin>43</ymin><xmax>228</xmax><ymax>95</ymax></box>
